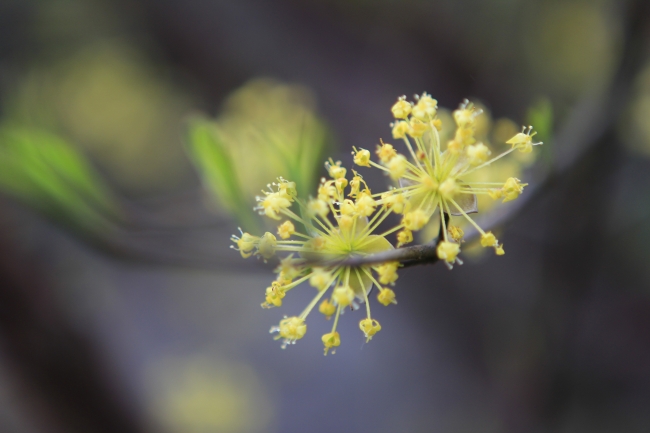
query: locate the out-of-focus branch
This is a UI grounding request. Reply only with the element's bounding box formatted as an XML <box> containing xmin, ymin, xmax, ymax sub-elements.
<box><xmin>336</xmin><ymin>0</ymin><xmax>650</xmax><ymax>269</ymax></box>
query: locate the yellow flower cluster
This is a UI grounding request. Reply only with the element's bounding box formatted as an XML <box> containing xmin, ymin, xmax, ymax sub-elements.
<box><xmin>231</xmin><ymin>170</ymin><xmax>401</xmax><ymax>355</ymax></box>
<box><xmin>232</xmin><ymin>92</ymin><xmax>541</xmax><ymax>354</ymax></box>
<box><xmin>352</xmin><ymin>94</ymin><xmax>541</xmax><ymax>268</ymax></box>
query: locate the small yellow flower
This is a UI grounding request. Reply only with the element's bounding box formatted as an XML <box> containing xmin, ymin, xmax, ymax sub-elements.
<box><xmin>480</xmin><ymin>232</ymin><xmax>497</xmax><ymax>247</ymax></box>
<box><xmin>466</xmin><ymin>143</ymin><xmax>491</xmax><ymax>166</ymax></box>
<box><xmin>376</xmin><ymin>262</ymin><xmax>399</xmax><ymax>285</ymax></box>
<box><xmin>402</xmin><ymin>209</ymin><xmax>429</xmax><ymax>231</ymax></box>
<box><xmin>377</xmin><ymin>288</ymin><xmax>397</xmax><ymax>306</ymax></box>
<box><xmin>387</xmin><ymin>154</ymin><xmax>408</xmax><ymax>180</ymax></box>
<box><xmin>319</xmin><ymin>299</ymin><xmax>336</xmax><ymax>318</ymax></box>
<box><xmin>309</xmin><ymin>269</ymin><xmax>331</xmax><ymax>291</ymax></box>
<box><xmin>277</xmin><ymin>221</ymin><xmax>295</xmax><ymax>239</ymax></box>
<box><xmin>409</xmin><ymin>118</ymin><xmax>429</xmax><ymax>137</ymax></box>
<box><xmin>276</xmin><ymin>316</ymin><xmax>307</xmax><ymax>346</ymax></box>
<box><xmin>232</xmin><ymin>231</ymin><xmax>280</xmax><ymax>260</ymax></box>
<box><xmin>397</xmin><ymin>229</ymin><xmax>413</xmax><ymax>246</ymax></box>
<box><xmin>353</xmin><ymin>147</ymin><xmax>371</xmax><ymax>167</ymax></box>
<box><xmin>355</xmin><ymin>193</ymin><xmax>376</xmax><ymax>217</ymax></box>
<box><xmin>506</xmin><ymin>126</ymin><xmax>542</xmax><ymax>153</ymax></box>
<box><xmin>438</xmin><ymin>178</ymin><xmax>459</xmax><ymax>199</ymax></box>
<box><xmin>333</xmin><ymin>285</ymin><xmax>355</xmax><ymax>307</ymax></box>
<box><xmin>448</xmin><ymin>225</ymin><xmax>464</xmax><ymax>243</ymax></box>
<box><xmin>232</xmin><ymin>231</ymin><xmax>258</xmax><ymax>258</ymax></box>
<box><xmin>258</xmin><ymin>193</ymin><xmax>291</xmax><ymax>219</ymax></box>
<box><xmin>382</xmin><ymin>191</ymin><xmax>407</xmax><ymax>214</ymax></box>
<box><xmin>391</xmin><ymin>97</ymin><xmax>412</xmax><ymax>119</ymax></box>
<box><xmin>437</xmin><ymin>241</ymin><xmax>460</xmax><ymax>263</ymax></box>
<box><xmin>412</xmin><ymin>93</ymin><xmax>438</xmax><ymax>120</ymax></box>
<box><xmin>502</xmin><ymin>177</ymin><xmax>526</xmax><ymax>202</ymax></box>
<box><xmin>322</xmin><ymin>332</ymin><xmax>341</xmax><ymax>355</ymax></box>
<box><xmin>257</xmin><ymin>232</ymin><xmax>277</xmax><ymax>259</ymax></box>
<box><xmin>307</xmin><ymin>198</ymin><xmax>329</xmax><ymax>217</ymax></box>
<box><xmin>325</xmin><ymin>159</ymin><xmax>347</xmax><ymax>179</ymax></box>
<box><xmin>262</xmin><ymin>283</ymin><xmax>286</xmax><ymax>308</ymax></box>
<box><xmin>392</xmin><ymin>121</ymin><xmax>410</xmax><ymax>139</ymax></box>
<box><xmin>376</xmin><ymin>140</ymin><xmax>397</xmax><ymax>163</ymax></box>
<box><xmin>359</xmin><ymin>318</ymin><xmax>381</xmax><ymax>342</ymax></box>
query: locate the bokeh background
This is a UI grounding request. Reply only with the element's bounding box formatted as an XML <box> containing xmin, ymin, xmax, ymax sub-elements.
<box><xmin>1</xmin><ymin>0</ymin><xmax>650</xmax><ymax>432</ymax></box>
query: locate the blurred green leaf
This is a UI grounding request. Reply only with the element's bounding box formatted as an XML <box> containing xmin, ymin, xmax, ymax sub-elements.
<box><xmin>184</xmin><ymin>79</ymin><xmax>331</xmax><ymax>232</ymax></box>
<box><xmin>184</xmin><ymin>117</ymin><xmax>259</xmax><ymax>232</ymax></box>
<box><xmin>0</xmin><ymin>125</ymin><xmax>120</xmax><ymax>233</ymax></box>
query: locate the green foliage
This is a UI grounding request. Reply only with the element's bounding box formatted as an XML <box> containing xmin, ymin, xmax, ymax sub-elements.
<box><xmin>0</xmin><ymin>125</ymin><xmax>120</xmax><ymax>233</ymax></box>
<box><xmin>185</xmin><ymin>117</ymin><xmax>259</xmax><ymax>232</ymax></box>
<box><xmin>184</xmin><ymin>79</ymin><xmax>331</xmax><ymax>232</ymax></box>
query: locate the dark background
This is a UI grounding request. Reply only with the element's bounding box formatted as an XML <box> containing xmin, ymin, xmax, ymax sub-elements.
<box><xmin>1</xmin><ymin>0</ymin><xmax>650</xmax><ymax>432</ymax></box>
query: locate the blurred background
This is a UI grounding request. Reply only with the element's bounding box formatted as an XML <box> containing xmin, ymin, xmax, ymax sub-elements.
<box><xmin>1</xmin><ymin>0</ymin><xmax>649</xmax><ymax>432</ymax></box>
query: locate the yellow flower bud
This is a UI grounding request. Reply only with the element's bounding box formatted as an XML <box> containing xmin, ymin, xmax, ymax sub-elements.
<box><xmin>235</xmin><ymin>232</ymin><xmax>259</xmax><ymax>258</ymax></box>
<box><xmin>263</xmin><ymin>284</ymin><xmax>285</xmax><ymax>308</ymax></box>
<box><xmin>402</xmin><ymin>209</ymin><xmax>429</xmax><ymax>231</ymax></box>
<box><xmin>355</xmin><ymin>193</ymin><xmax>376</xmax><ymax>217</ymax></box>
<box><xmin>326</xmin><ymin>159</ymin><xmax>347</xmax><ymax>179</ymax></box>
<box><xmin>319</xmin><ymin>299</ymin><xmax>336</xmax><ymax>318</ymax></box>
<box><xmin>412</xmin><ymin>94</ymin><xmax>438</xmax><ymax>120</ymax></box>
<box><xmin>397</xmin><ymin>229</ymin><xmax>413</xmax><ymax>246</ymax></box>
<box><xmin>278</xmin><ymin>316</ymin><xmax>307</xmax><ymax>341</ymax></box>
<box><xmin>454</xmin><ymin>107</ymin><xmax>476</xmax><ymax>128</ymax></box>
<box><xmin>447</xmin><ymin>140</ymin><xmax>462</xmax><ymax>155</ymax></box>
<box><xmin>338</xmin><ymin>214</ymin><xmax>354</xmax><ymax>231</ymax></box>
<box><xmin>259</xmin><ymin>192</ymin><xmax>292</xmax><ymax>220</ymax></box>
<box><xmin>391</xmin><ymin>98</ymin><xmax>412</xmax><ymax>119</ymax></box>
<box><xmin>502</xmin><ymin>177</ymin><xmax>526</xmax><ymax>202</ymax></box>
<box><xmin>376</xmin><ymin>262</ymin><xmax>399</xmax><ymax>285</ymax></box>
<box><xmin>322</xmin><ymin>331</ymin><xmax>341</xmax><ymax>355</ymax></box>
<box><xmin>438</xmin><ymin>178</ymin><xmax>459</xmax><ymax>199</ymax></box>
<box><xmin>333</xmin><ymin>285</ymin><xmax>355</xmax><ymax>307</ymax></box>
<box><xmin>377</xmin><ymin>288</ymin><xmax>397</xmax><ymax>306</ymax></box>
<box><xmin>335</xmin><ymin>177</ymin><xmax>348</xmax><ymax>192</ymax></box>
<box><xmin>506</xmin><ymin>126</ymin><xmax>540</xmax><ymax>153</ymax></box>
<box><xmin>277</xmin><ymin>221</ymin><xmax>295</xmax><ymax>239</ymax></box>
<box><xmin>257</xmin><ymin>232</ymin><xmax>277</xmax><ymax>259</ymax></box>
<box><xmin>309</xmin><ymin>269</ymin><xmax>331</xmax><ymax>291</ymax></box>
<box><xmin>359</xmin><ymin>318</ymin><xmax>381</xmax><ymax>342</ymax></box>
<box><xmin>340</xmin><ymin>199</ymin><xmax>356</xmax><ymax>216</ymax></box>
<box><xmin>480</xmin><ymin>231</ymin><xmax>497</xmax><ymax>247</ymax></box>
<box><xmin>376</xmin><ymin>140</ymin><xmax>397</xmax><ymax>163</ymax></box>
<box><xmin>388</xmin><ymin>154</ymin><xmax>408</xmax><ymax>180</ymax></box>
<box><xmin>466</xmin><ymin>143</ymin><xmax>491</xmax><ymax>166</ymax></box>
<box><xmin>437</xmin><ymin>241</ymin><xmax>460</xmax><ymax>263</ymax></box>
<box><xmin>383</xmin><ymin>192</ymin><xmax>407</xmax><ymax>214</ymax></box>
<box><xmin>307</xmin><ymin>198</ymin><xmax>329</xmax><ymax>217</ymax></box>
<box><xmin>488</xmin><ymin>188</ymin><xmax>503</xmax><ymax>200</ymax></box>
<box><xmin>408</xmin><ymin>118</ymin><xmax>429</xmax><ymax>137</ymax></box>
<box><xmin>353</xmin><ymin>148</ymin><xmax>371</xmax><ymax>167</ymax></box>
<box><xmin>392</xmin><ymin>121</ymin><xmax>410</xmax><ymax>139</ymax></box>
<box><xmin>318</xmin><ymin>182</ymin><xmax>336</xmax><ymax>202</ymax></box>
<box><xmin>448</xmin><ymin>225</ymin><xmax>464</xmax><ymax>243</ymax></box>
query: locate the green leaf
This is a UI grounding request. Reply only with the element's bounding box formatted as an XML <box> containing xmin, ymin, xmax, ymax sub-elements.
<box><xmin>184</xmin><ymin>116</ymin><xmax>259</xmax><ymax>232</ymax></box>
<box><xmin>0</xmin><ymin>125</ymin><xmax>120</xmax><ymax>233</ymax></box>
